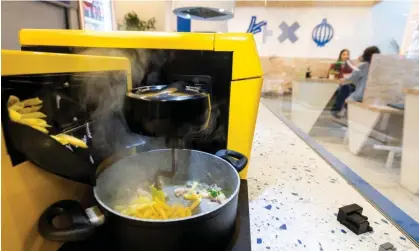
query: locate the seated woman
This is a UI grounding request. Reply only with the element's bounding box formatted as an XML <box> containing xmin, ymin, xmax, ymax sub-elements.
<box><xmin>328</xmin><ymin>49</ymin><xmax>353</xmax><ymax>79</ymax></box>
<box><xmin>331</xmin><ymin>46</ymin><xmax>380</xmax><ymax>118</ymax></box>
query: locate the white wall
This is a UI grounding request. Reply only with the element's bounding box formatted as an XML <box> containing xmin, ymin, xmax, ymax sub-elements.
<box><xmin>228</xmin><ymin>6</ymin><xmax>373</xmax><ymax>58</ymax></box>
<box><xmin>113</xmin><ymin>0</ymin><xmax>168</xmax><ymax>31</ymax></box>
<box><xmin>371</xmin><ymin>0</ymin><xmax>411</xmax><ymax>54</ymax></box>
<box><xmin>1</xmin><ymin>1</ymin><xmax>67</xmax><ymax>49</ymax></box>
<box><xmin>165</xmin><ymin>0</ymin><xmax>176</xmax><ymax>31</ymax></box>
<box><xmin>228</xmin><ymin>2</ymin><xmax>410</xmax><ymax>59</ymax></box>
<box><xmin>401</xmin><ymin>2</ymin><xmax>419</xmax><ymax>55</ymax></box>
<box><xmin>112</xmin><ymin>0</ymin><xmax>410</xmax><ymax>54</ymax></box>
<box><xmin>191</xmin><ymin>20</ymin><xmax>227</xmax><ymax>32</ymax></box>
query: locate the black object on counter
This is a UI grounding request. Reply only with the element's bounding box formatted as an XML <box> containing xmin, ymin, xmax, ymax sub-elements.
<box><xmin>378</xmin><ymin>242</ymin><xmax>396</xmax><ymax>251</ymax></box>
<box><xmin>58</xmin><ymin>180</ymin><xmax>251</xmax><ymax>251</ymax></box>
<box><xmin>337</xmin><ymin>204</ymin><xmax>373</xmax><ymax>235</ymax></box>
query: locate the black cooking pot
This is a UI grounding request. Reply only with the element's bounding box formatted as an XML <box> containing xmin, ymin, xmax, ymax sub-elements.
<box><xmin>38</xmin><ymin>148</ymin><xmax>247</xmax><ymax>251</ymax></box>
<box><xmin>124</xmin><ymin>82</ymin><xmax>211</xmax><ymax>138</ymax></box>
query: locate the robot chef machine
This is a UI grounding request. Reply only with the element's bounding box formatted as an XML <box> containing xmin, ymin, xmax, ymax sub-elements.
<box><xmin>12</xmin><ymin>30</ymin><xmax>263</xmax><ymax>250</ymax></box>
<box><xmin>19</xmin><ymin>29</ymin><xmax>263</xmax><ymax>178</ymax></box>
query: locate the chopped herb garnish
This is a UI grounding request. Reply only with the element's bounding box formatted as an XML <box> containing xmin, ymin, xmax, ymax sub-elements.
<box><xmin>208</xmin><ymin>188</ymin><xmax>222</xmax><ymax>198</ymax></box>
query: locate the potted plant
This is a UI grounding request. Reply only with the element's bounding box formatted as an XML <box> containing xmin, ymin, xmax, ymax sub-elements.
<box><xmin>118</xmin><ymin>11</ymin><xmax>156</xmax><ymax>31</ymax></box>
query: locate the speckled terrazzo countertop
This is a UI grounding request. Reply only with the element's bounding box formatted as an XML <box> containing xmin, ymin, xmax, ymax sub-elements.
<box><xmin>247</xmin><ymin>104</ymin><xmax>418</xmax><ymax>251</ymax></box>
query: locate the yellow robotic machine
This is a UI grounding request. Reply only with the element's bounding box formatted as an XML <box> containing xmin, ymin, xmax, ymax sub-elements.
<box><xmin>19</xmin><ymin>30</ymin><xmax>263</xmax><ymax>179</ymax></box>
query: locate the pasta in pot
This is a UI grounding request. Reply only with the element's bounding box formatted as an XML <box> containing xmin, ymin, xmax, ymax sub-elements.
<box><xmin>114</xmin><ymin>185</ymin><xmax>199</xmax><ymax>220</ymax></box>
<box><xmin>114</xmin><ymin>182</ymin><xmax>226</xmax><ymax>221</ymax></box>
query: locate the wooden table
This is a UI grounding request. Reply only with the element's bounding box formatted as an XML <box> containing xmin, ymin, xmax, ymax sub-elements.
<box><xmin>291</xmin><ymin>78</ymin><xmax>338</xmax><ymax>133</ymax></box>
<box><xmin>346</xmin><ymin>101</ymin><xmax>404</xmax><ymax>155</ymax></box>
<box><xmin>401</xmin><ymin>88</ymin><xmax>419</xmax><ymax>194</ymax></box>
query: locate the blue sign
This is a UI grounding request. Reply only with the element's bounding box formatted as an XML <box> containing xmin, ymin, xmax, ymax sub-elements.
<box><xmin>312</xmin><ymin>19</ymin><xmax>334</xmax><ymax>47</ymax></box>
<box><xmin>177</xmin><ymin>16</ymin><xmax>191</xmax><ymax>32</ymax></box>
<box><xmin>246</xmin><ymin>16</ymin><xmax>267</xmax><ymax>35</ymax></box>
<box><xmin>277</xmin><ymin>22</ymin><xmax>300</xmax><ymax>43</ymax></box>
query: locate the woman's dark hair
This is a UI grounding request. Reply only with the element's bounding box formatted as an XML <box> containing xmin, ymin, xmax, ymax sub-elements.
<box><xmin>362</xmin><ymin>46</ymin><xmax>380</xmax><ymax>63</ymax></box>
<box><xmin>338</xmin><ymin>49</ymin><xmax>350</xmax><ymax>61</ymax></box>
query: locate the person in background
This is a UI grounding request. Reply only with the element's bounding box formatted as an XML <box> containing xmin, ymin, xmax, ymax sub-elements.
<box><xmin>331</xmin><ymin>46</ymin><xmax>380</xmax><ymax>118</ymax></box>
<box><xmin>328</xmin><ymin>49</ymin><xmax>353</xmax><ymax>79</ymax></box>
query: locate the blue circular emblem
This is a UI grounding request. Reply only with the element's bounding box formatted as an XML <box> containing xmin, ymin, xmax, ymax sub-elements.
<box><xmin>312</xmin><ymin>18</ymin><xmax>334</xmax><ymax>47</ymax></box>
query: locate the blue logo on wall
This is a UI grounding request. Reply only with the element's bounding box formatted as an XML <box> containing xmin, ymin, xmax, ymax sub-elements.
<box><xmin>312</xmin><ymin>19</ymin><xmax>334</xmax><ymax>47</ymax></box>
<box><xmin>278</xmin><ymin>21</ymin><xmax>300</xmax><ymax>43</ymax></box>
<box><xmin>247</xmin><ymin>16</ymin><xmax>267</xmax><ymax>34</ymax></box>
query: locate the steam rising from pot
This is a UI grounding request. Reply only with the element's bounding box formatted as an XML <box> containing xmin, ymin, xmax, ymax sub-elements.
<box><xmin>76</xmin><ymin>48</ymin><xmax>152</xmax><ymax>159</ymax></box>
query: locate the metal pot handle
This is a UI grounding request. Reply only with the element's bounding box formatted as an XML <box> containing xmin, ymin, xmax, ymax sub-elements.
<box><xmin>38</xmin><ymin>200</ymin><xmax>104</xmax><ymax>242</ymax></box>
<box><xmin>215</xmin><ymin>149</ymin><xmax>248</xmax><ymax>173</ymax></box>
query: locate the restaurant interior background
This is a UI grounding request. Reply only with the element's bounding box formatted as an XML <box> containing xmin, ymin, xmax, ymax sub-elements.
<box><xmin>1</xmin><ymin>0</ymin><xmax>418</xmax><ymax>245</ymax></box>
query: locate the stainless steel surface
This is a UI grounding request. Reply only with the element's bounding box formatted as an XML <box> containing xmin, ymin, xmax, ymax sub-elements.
<box><xmin>94</xmin><ymin>149</ymin><xmax>240</xmax><ymax>222</ymax></box>
<box><xmin>154</xmin><ymin>148</ymin><xmax>177</xmax><ymax>190</ymax></box>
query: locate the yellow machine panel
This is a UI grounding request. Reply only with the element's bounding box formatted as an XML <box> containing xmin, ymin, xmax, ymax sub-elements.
<box><xmin>19</xmin><ymin>29</ymin><xmax>263</xmax><ymax>179</ymax></box>
<box><xmin>1</xmin><ymin>50</ymin><xmax>132</xmax><ymax>251</ymax></box>
<box><xmin>214</xmin><ymin>33</ymin><xmax>263</xmax><ymax>80</ymax></box>
<box><xmin>19</xmin><ymin>29</ymin><xmax>262</xmax><ymax>80</ymax></box>
<box><xmin>228</xmin><ymin>78</ymin><xmax>263</xmax><ymax>178</ymax></box>
<box><xmin>2</xmin><ymin>49</ymin><xmax>131</xmax><ymax>76</ymax></box>
<box><xmin>19</xmin><ymin>29</ymin><xmax>215</xmax><ymax>51</ymax></box>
